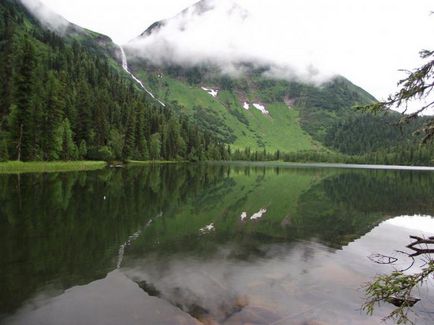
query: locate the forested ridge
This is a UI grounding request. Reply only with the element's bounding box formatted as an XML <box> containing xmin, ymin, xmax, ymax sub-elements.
<box><xmin>0</xmin><ymin>0</ymin><xmax>228</xmax><ymax>162</ymax></box>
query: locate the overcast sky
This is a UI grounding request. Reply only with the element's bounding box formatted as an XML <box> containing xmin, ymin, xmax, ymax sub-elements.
<box><xmin>37</xmin><ymin>0</ymin><xmax>433</xmax><ymax>101</ymax></box>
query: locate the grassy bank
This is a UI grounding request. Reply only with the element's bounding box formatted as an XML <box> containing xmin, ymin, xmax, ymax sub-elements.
<box><xmin>0</xmin><ymin>161</ymin><xmax>106</xmax><ymax>174</ymax></box>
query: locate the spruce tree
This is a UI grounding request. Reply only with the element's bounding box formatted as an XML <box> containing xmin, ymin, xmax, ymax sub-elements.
<box><xmin>60</xmin><ymin>118</ymin><xmax>75</xmax><ymax>160</ymax></box>
<box><xmin>44</xmin><ymin>72</ymin><xmax>65</xmax><ymax>160</ymax></box>
<box><xmin>122</xmin><ymin>110</ymin><xmax>136</xmax><ymax>159</ymax></box>
<box><xmin>79</xmin><ymin>140</ymin><xmax>87</xmax><ymax>159</ymax></box>
<box><xmin>13</xmin><ymin>37</ymin><xmax>34</xmax><ymax>161</ymax></box>
<box><xmin>149</xmin><ymin>133</ymin><xmax>161</xmax><ymax>160</ymax></box>
<box><xmin>0</xmin><ymin>11</ymin><xmax>15</xmax><ymax>119</ymax></box>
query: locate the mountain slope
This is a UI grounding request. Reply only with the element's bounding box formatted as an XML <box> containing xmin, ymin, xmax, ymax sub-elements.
<box><xmin>124</xmin><ymin>0</ymin><xmax>382</xmax><ymax>153</ymax></box>
<box><xmin>0</xmin><ymin>0</ymin><xmax>226</xmax><ymax>162</ymax></box>
<box><xmin>11</xmin><ymin>0</ymin><xmax>119</xmax><ymax>62</ymax></box>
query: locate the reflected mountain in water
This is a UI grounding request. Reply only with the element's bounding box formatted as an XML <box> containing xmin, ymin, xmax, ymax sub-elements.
<box><xmin>1</xmin><ymin>164</ymin><xmax>434</xmax><ymax>324</ymax></box>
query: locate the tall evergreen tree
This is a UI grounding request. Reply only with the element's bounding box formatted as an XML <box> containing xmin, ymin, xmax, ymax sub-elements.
<box><xmin>12</xmin><ymin>37</ymin><xmax>34</xmax><ymax>161</ymax></box>
<box><xmin>0</xmin><ymin>9</ymin><xmax>15</xmax><ymax>120</ymax></box>
<box><xmin>43</xmin><ymin>72</ymin><xmax>64</xmax><ymax>160</ymax></box>
<box><xmin>149</xmin><ymin>133</ymin><xmax>161</xmax><ymax>160</ymax></box>
<box><xmin>122</xmin><ymin>109</ymin><xmax>136</xmax><ymax>159</ymax></box>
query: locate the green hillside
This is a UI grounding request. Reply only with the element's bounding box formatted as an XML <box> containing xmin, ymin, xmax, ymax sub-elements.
<box><xmin>0</xmin><ymin>0</ymin><xmax>226</xmax><ymax>163</ymax></box>
<box><xmin>135</xmin><ymin>72</ymin><xmax>321</xmax><ymax>152</ymax></box>
<box><xmin>125</xmin><ymin>54</ymin><xmax>378</xmax><ymax>153</ymax></box>
<box><xmin>122</xmin><ymin>0</ymin><xmax>432</xmax><ymax>158</ymax></box>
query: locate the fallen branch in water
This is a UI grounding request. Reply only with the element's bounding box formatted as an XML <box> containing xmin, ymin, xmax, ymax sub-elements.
<box><xmin>363</xmin><ymin>235</ymin><xmax>434</xmax><ymax>324</ymax></box>
<box><xmin>406</xmin><ymin>235</ymin><xmax>434</xmax><ymax>257</ymax></box>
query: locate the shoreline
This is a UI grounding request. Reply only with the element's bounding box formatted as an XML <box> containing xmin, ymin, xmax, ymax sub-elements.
<box><xmin>206</xmin><ymin>161</ymin><xmax>434</xmax><ymax>171</ymax></box>
<box><xmin>2</xmin><ymin>160</ymin><xmax>434</xmax><ymax>175</ymax></box>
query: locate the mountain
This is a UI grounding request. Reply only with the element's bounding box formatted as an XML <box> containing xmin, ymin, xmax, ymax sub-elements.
<box><xmin>18</xmin><ymin>0</ymin><xmax>120</xmax><ymax>62</ymax></box>
<box><xmin>0</xmin><ymin>0</ymin><xmax>226</xmax><ymax>162</ymax></box>
<box><xmin>124</xmin><ymin>0</ymin><xmax>421</xmax><ymax>155</ymax></box>
<box><xmin>0</xmin><ymin>0</ymin><xmax>430</xmax><ymax>164</ymax></box>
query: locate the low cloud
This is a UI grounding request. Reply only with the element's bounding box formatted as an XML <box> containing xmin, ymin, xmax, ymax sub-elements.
<box><xmin>20</xmin><ymin>0</ymin><xmax>71</xmax><ymax>34</ymax></box>
<box><xmin>125</xmin><ymin>0</ymin><xmax>336</xmax><ymax>84</ymax></box>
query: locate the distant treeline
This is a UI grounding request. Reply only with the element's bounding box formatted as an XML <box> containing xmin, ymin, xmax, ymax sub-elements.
<box><xmin>229</xmin><ymin>144</ymin><xmax>434</xmax><ymax>166</ymax></box>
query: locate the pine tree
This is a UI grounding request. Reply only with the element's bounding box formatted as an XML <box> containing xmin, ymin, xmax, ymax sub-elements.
<box><xmin>134</xmin><ymin>103</ymin><xmax>147</xmax><ymax>159</ymax></box>
<box><xmin>149</xmin><ymin>133</ymin><xmax>161</xmax><ymax>160</ymax></box>
<box><xmin>122</xmin><ymin>109</ymin><xmax>136</xmax><ymax>159</ymax></box>
<box><xmin>12</xmin><ymin>37</ymin><xmax>35</xmax><ymax>161</ymax></box>
<box><xmin>60</xmin><ymin>118</ymin><xmax>75</xmax><ymax>160</ymax></box>
<box><xmin>75</xmin><ymin>80</ymin><xmax>92</xmax><ymax>143</ymax></box>
<box><xmin>0</xmin><ymin>11</ymin><xmax>15</xmax><ymax>119</ymax></box>
<box><xmin>43</xmin><ymin>72</ymin><xmax>65</xmax><ymax>160</ymax></box>
<box><xmin>79</xmin><ymin>140</ymin><xmax>87</xmax><ymax>159</ymax></box>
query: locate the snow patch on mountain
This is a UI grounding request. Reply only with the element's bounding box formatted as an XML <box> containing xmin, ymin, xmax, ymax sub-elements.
<box><xmin>199</xmin><ymin>222</ymin><xmax>215</xmax><ymax>234</ymax></box>
<box><xmin>253</xmin><ymin>103</ymin><xmax>269</xmax><ymax>115</ymax></box>
<box><xmin>201</xmin><ymin>87</ymin><xmax>219</xmax><ymax>97</ymax></box>
<box><xmin>250</xmin><ymin>208</ymin><xmax>267</xmax><ymax>220</ymax></box>
<box><xmin>240</xmin><ymin>209</ymin><xmax>267</xmax><ymax>222</ymax></box>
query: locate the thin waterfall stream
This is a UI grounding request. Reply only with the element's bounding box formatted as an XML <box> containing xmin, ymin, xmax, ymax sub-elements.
<box><xmin>118</xmin><ymin>46</ymin><xmax>166</xmax><ymax>107</ymax></box>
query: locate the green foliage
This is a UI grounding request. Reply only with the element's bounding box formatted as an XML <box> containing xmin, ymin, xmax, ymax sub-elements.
<box><xmin>137</xmin><ymin>73</ymin><xmax>321</xmax><ymax>153</ymax></box>
<box><xmin>324</xmin><ymin>113</ymin><xmax>423</xmax><ymax>155</ymax></box>
<box><xmin>363</xmin><ymin>261</ymin><xmax>434</xmax><ymax>324</ymax></box>
<box><xmin>149</xmin><ymin>133</ymin><xmax>161</xmax><ymax>160</ymax></box>
<box><xmin>194</xmin><ymin>106</ymin><xmax>236</xmax><ymax>144</ymax></box>
<box><xmin>87</xmin><ymin>146</ymin><xmax>113</xmax><ymax>161</ymax></box>
<box><xmin>228</xmin><ymin>141</ymin><xmax>434</xmax><ymax>166</ymax></box>
<box><xmin>78</xmin><ymin>140</ymin><xmax>87</xmax><ymax>159</ymax></box>
<box><xmin>358</xmin><ymin>50</ymin><xmax>434</xmax><ymax>143</ymax></box>
<box><xmin>130</xmin><ymin>55</ymin><xmax>385</xmax><ymax>154</ymax></box>
<box><xmin>60</xmin><ymin>118</ymin><xmax>76</xmax><ymax>160</ymax></box>
<box><xmin>109</xmin><ymin>129</ymin><xmax>123</xmax><ymax>160</ymax></box>
<box><xmin>0</xmin><ymin>139</ymin><xmax>9</xmax><ymax>162</ymax></box>
<box><xmin>0</xmin><ymin>0</ymin><xmax>225</xmax><ymax>163</ymax></box>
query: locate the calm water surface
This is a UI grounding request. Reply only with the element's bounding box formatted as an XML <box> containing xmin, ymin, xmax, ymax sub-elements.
<box><xmin>1</xmin><ymin>163</ymin><xmax>434</xmax><ymax>324</ymax></box>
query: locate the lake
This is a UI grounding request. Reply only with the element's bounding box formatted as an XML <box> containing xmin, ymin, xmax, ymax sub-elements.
<box><xmin>1</xmin><ymin>163</ymin><xmax>434</xmax><ymax>324</ymax></box>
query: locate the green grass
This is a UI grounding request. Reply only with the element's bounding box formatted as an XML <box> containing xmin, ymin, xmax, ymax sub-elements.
<box><xmin>0</xmin><ymin>161</ymin><xmax>106</xmax><ymax>174</ymax></box>
<box><xmin>136</xmin><ymin>72</ymin><xmax>323</xmax><ymax>153</ymax></box>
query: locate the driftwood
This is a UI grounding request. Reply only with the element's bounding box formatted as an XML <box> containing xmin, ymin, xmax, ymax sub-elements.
<box><xmin>406</xmin><ymin>235</ymin><xmax>434</xmax><ymax>257</ymax></box>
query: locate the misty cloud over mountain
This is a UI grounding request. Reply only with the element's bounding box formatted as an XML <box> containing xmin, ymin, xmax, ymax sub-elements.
<box><xmin>125</xmin><ymin>0</ymin><xmax>336</xmax><ymax>84</ymax></box>
<box><xmin>20</xmin><ymin>0</ymin><xmax>71</xmax><ymax>34</ymax></box>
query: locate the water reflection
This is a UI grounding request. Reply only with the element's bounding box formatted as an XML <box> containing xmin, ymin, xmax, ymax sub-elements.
<box><xmin>386</xmin><ymin>215</ymin><xmax>434</xmax><ymax>232</ymax></box>
<box><xmin>1</xmin><ymin>164</ymin><xmax>434</xmax><ymax>324</ymax></box>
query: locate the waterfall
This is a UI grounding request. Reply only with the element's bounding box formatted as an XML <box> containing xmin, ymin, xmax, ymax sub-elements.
<box><xmin>118</xmin><ymin>46</ymin><xmax>166</xmax><ymax>107</ymax></box>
